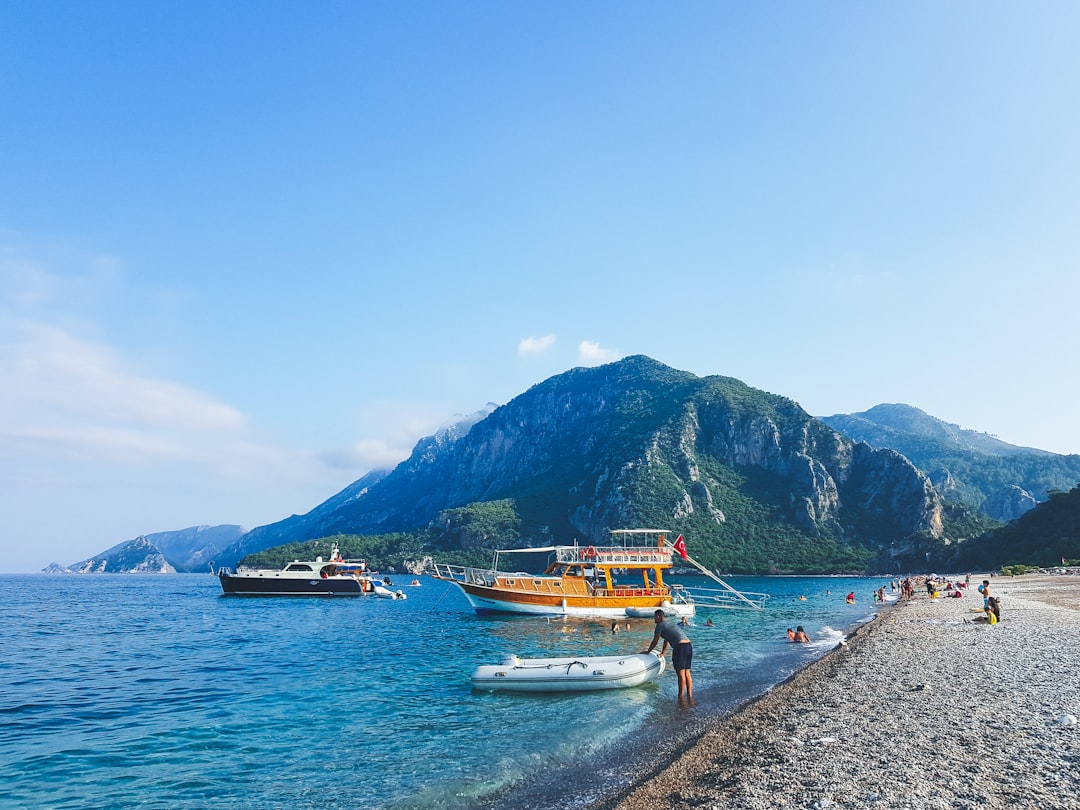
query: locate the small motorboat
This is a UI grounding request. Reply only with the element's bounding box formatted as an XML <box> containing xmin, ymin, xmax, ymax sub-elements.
<box><xmin>372</xmin><ymin>583</ymin><xmax>407</xmax><ymax>599</ymax></box>
<box><xmin>471</xmin><ymin>651</ymin><xmax>664</xmax><ymax>693</ymax></box>
<box><xmin>215</xmin><ymin>544</ymin><xmax>402</xmax><ymax>598</ymax></box>
<box><xmin>215</xmin><ymin>544</ymin><xmax>365</xmax><ymax>597</ymax></box>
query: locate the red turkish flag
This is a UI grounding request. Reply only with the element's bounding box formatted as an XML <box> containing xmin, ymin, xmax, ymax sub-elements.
<box><xmin>673</xmin><ymin>534</ymin><xmax>688</xmax><ymax>560</ymax></box>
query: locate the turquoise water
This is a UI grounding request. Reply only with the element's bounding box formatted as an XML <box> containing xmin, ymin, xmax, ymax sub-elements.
<box><xmin>0</xmin><ymin>573</ymin><xmax>892</xmax><ymax>809</ymax></box>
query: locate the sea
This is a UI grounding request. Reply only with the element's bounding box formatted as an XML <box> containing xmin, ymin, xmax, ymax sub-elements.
<box><xmin>0</xmin><ymin>572</ymin><xmax>896</xmax><ymax>809</ymax></box>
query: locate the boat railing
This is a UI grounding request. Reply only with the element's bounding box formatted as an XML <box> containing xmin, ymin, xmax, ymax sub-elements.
<box><xmin>431</xmin><ymin>562</ymin><xmax>502</xmax><ymax>587</ymax></box>
<box><xmin>685</xmin><ymin>585</ymin><xmax>769</xmax><ymax>610</ymax></box>
<box><xmin>556</xmin><ymin>546</ymin><xmax>673</xmax><ymax>565</ymax></box>
<box><xmin>591</xmin><ymin>587</ymin><xmax>672</xmax><ymax>598</ymax></box>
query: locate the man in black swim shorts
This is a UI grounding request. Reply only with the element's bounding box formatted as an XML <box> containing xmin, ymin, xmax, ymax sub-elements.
<box><xmin>643</xmin><ymin>609</ymin><xmax>693</xmax><ymax>701</ymax></box>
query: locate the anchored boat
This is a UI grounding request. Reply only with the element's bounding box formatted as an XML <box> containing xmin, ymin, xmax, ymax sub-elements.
<box><xmin>216</xmin><ymin>545</ymin><xmax>395</xmax><ymax>597</ymax></box>
<box><xmin>431</xmin><ymin>529</ymin><xmax>767</xmax><ymax>617</ymax></box>
<box><xmin>433</xmin><ymin>529</ymin><xmax>692</xmax><ymax>617</ymax></box>
<box><xmin>472</xmin><ymin>652</ymin><xmax>664</xmax><ymax>692</ymax></box>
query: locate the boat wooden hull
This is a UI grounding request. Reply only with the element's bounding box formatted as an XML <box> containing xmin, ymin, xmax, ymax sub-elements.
<box><xmin>452</xmin><ymin>581</ymin><xmax>693</xmax><ymax>618</ymax></box>
<box><xmin>471</xmin><ymin>652</ymin><xmax>665</xmax><ymax>692</ymax></box>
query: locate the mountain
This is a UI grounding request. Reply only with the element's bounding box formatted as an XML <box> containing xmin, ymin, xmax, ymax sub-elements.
<box><xmin>52</xmin><ymin>525</ymin><xmax>246</xmax><ymax>574</ymax></box>
<box><xmin>945</xmin><ymin>483</ymin><xmax>1080</xmax><ymax>570</ymax></box>
<box><xmin>222</xmin><ymin>469</ymin><xmax>391</xmax><ymax>562</ymax></box>
<box><xmin>67</xmin><ymin>535</ymin><xmax>177</xmax><ymax>574</ymax></box>
<box><xmin>820</xmin><ymin>404</ymin><xmax>1080</xmax><ymax>522</ymax></box>
<box><xmin>219</xmin><ymin>357</ymin><xmax>953</xmax><ymax>574</ymax></box>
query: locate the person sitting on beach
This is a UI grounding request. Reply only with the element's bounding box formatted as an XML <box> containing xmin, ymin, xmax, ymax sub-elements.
<box><xmin>787</xmin><ymin>627</ymin><xmax>796</xmax><ymax>641</ymax></box>
<box><xmin>793</xmin><ymin>626</ymin><xmax>810</xmax><ymax>643</ymax></box>
<box><xmin>986</xmin><ymin>596</ymin><xmax>1001</xmax><ymax>624</ymax></box>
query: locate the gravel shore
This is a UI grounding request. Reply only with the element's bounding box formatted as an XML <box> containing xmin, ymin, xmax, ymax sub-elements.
<box><xmin>589</xmin><ymin>575</ymin><xmax>1080</xmax><ymax>810</ymax></box>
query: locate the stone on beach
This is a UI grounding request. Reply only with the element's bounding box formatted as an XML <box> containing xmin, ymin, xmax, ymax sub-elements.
<box><xmin>590</xmin><ymin>575</ymin><xmax>1080</xmax><ymax>810</ymax></box>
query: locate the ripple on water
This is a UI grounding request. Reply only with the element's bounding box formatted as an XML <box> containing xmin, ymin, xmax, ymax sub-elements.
<box><xmin>0</xmin><ymin>572</ymin><xmax>891</xmax><ymax>809</ymax></box>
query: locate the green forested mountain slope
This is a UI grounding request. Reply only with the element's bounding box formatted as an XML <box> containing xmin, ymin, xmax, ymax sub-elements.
<box><xmin>228</xmin><ymin>357</ymin><xmax>968</xmax><ymax>574</ymax></box>
<box><xmin>945</xmin><ymin>484</ymin><xmax>1080</xmax><ymax>570</ymax></box>
<box><xmin>821</xmin><ymin>404</ymin><xmax>1080</xmax><ymax>522</ymax></box>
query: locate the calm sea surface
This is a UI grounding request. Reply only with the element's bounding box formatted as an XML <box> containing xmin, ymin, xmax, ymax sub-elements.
<box><xmin>0</xmin><ymin>572</ymin><xmax>894</xmax><ymax>809</ymax></box>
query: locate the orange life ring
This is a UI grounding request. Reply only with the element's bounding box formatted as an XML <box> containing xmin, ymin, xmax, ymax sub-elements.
<box><xmin>583</xmin><ymin>546</ymin><xmax>597</xmax><ymax>559</ymax></box>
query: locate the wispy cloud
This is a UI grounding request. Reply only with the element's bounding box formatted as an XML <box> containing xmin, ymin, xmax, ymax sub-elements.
<box><xmin>578</xmin><ymin>340</ymin><xmax>620</xmax><ymax>365</ymax></box>
<box><xmin>518</xmin><ymin>334</ymin><xmax>557</xmax><ymax>355</ymax></box>
<box><xmin>0</xmin><ymin>320</ymin><xmax>248</xmax><ymax>465</ymax></box>
<box><xmin>326</xmin><ymin>400</ymin><xmax>460</xmax><ymax>472</ymax></box>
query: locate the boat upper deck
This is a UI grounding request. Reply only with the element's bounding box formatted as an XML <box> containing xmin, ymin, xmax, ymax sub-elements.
<box><xmin>553</xmin><ymin>545</ymin><xmax>673</xmax><ymax>567</ymax></box>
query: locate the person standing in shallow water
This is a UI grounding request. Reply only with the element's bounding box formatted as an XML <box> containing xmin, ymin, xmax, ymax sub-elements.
<box><xmin>643</xmin><ymin>609</ymin><xmax>693</xmax><ymax>702</ymax></box>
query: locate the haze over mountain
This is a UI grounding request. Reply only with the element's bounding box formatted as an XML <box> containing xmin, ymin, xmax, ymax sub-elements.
<box><xmin>46</xmin><ymin>525</ymin><xmax>245</xmax><ymax>574</ymax></box>
<box><xmin>820</xmin><ymin>404</ymin><xmax>1080</xmax><ymax>523</ymax></box>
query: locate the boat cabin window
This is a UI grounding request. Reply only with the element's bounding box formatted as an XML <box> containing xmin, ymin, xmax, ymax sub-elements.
<box><xmin>551</xmin><ymin>581</ymin><xmax>562</xmax><ymax>588</ymax></box>
<box><xmin>286</xmin><ymin>564</ymin><xmax>314</xmax><ymax>572</ymax></box>
<box><xmin>506</xmin><ymin>579</ymin><xmax>516</xmax><ymax>586</ymax></box>
<box><xmin>532</xmin><ymin>580</ymin><xmax>543</xmax><ymax>586</ymax></box>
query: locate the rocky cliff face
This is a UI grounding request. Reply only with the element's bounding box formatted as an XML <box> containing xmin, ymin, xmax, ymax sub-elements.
<box><xmin>821</xmin><ymin>404</ymin><xmax>1080</xmax><ymax>521</ymax></box>
<box><xmin>54</xmin><ymin>524</ymin><xmax>246</xmax><ymax>574</ymax></box>
<box><xmin>225</xmin><ymin>357</ymin><xmax>943</xmax><ymax>568</ymax></box>
<box><xmin>69</xmin><ymin>536</ymin><xmax>177</xmax><ymax>574</ymax></box>
<box><xmin>982</xmin><ymin>485</ymin><xmax>1039</xmax><ymax>523</ymax></box>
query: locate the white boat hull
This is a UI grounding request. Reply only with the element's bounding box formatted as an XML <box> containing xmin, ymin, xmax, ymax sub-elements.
<box><xmin>625</xmin><ymin>601</ymin><xmax>695</xmax><ymax>619</ymax></box>
<box><xmin>471</xmin><ymin>652</ymin><xmax>665</xmax><ymax>692</ymax></box>
<box><xmin>373</xmin><ymin>584</ymin><xmax>407</xmax><ymax>599</ymax></box>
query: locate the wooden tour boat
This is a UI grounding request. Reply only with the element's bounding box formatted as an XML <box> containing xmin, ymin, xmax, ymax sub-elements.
<box><xmin>431</xmin><ymin>529</ymin><xmax>766</xmax><ymax>618</ymax></box>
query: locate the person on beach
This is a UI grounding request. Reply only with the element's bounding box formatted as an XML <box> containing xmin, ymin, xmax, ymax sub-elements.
<box><xmin>643</xmin><ymin>609</ymin><xmax>693</xmax><ymax>701</ymax></box>
<box><xmin>979</xmin><ymin>580</ymin><xmax>992</xmax><ymax>609</ymax></box>
<box><xmin>986</xmin><ymin>596</ymin><xmax>1002</xmax><ymax>624</ymax></box>
<box><xmin>793</xmin><ymin>626</ymin><xmax>810</xmax><ymax>642</ymax></box>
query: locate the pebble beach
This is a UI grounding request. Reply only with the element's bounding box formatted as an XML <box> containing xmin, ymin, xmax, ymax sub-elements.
<box><xmin>589</xmin><ymin>575</ymin><xmax>1080</xmax><ymax>810</ymax></box>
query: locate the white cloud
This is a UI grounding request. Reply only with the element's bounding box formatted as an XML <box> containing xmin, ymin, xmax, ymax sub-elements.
<box><xmin>518</xmin><ymin>334</ymin><xmax>557</xmax><ymax>355</ymax></box>
<box><xmin>0</xmin><ymin>321</ymin><xmax>246</xmax><ymax>452</ymax></box>
<box><xmin>578</xmin><ymin>340</ymin><xmax>621</xmax><ymax>365</ymax></box>
<box><xmin>319</xmin><ymin>399</ymin><xmax>456</xmax><ymax>473</ymax></box>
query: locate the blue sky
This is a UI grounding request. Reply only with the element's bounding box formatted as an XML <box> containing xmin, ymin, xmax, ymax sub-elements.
<box><xmin>3</xmin><ymin>2</ymin><xmax>1078</xmax><ymax>572</ymax></box>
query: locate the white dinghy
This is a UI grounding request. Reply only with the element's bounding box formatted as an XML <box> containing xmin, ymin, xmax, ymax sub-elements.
<box><xmin>625</xmin><ymin>601</ymin><xmax>694</xmax><ymax>619</ymax></box>
<box><xmin>471</xmin><ymin>651</ymin><xmax>664</xmax><ymax>693</ymax></box>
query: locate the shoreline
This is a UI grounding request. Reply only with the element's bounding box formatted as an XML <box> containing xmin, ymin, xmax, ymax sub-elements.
<box><xmin>477</xmin><ymin>587</ymin><xmax>888</xmax><ymax>810</ymax></box>
<box><xmin>585</xmin><ymin>574</ymin><xmax>1080</xmax><ymax>810</ymax></box>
